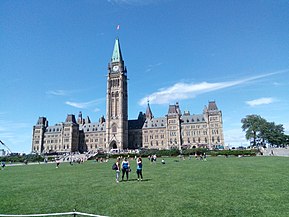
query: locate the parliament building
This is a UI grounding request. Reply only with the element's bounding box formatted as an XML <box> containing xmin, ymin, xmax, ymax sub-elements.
<box><xmin>32</xmin><ymin>39</ymin><xmax>224</xmax><ymax>154</ymax></box>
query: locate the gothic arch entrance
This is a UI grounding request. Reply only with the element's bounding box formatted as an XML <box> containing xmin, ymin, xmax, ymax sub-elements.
<box><xmin>109</xmin><ymin>140</ymin><xmax>117</xmax><ymax>149</ymax></box>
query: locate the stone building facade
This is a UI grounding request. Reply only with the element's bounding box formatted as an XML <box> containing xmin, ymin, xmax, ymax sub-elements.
<box><xmin>31</xmin><ymin>38</ymin><xmax>224</xmax><ymax>154</ymax></box>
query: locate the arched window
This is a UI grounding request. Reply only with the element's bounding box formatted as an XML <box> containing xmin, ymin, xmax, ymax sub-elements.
<box><xmin>112</xmin><ymin>125</ymin><xmax>117</xmax><ymax>133</ymax></box>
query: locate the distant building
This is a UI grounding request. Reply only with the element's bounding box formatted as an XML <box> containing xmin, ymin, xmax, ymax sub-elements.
<box><xmin>31</xmin><ymin>38</ymin><xmax>224</xmax><ymax>154</ymax></box>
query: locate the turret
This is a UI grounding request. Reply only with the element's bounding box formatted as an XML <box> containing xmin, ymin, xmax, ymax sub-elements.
<box><xmin>145</xmin><ymin>101</ymin><xmax>153</xmax><ymax>120</ymax></box>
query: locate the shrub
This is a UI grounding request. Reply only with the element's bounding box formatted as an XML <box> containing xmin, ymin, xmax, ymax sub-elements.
<box><xmin>182</xmin><ymin>148</ymin><xmax>209</xmax><ymax>156</ymax></box>
<box><xmin>139</xmin><ymin>148</ymin><xmax>180</xmax><ymax>157</ymax></box>
<box><xmin>0</xmin><ymin>154</ymin><xmax>44</xmax><ymax>163</ymax></box>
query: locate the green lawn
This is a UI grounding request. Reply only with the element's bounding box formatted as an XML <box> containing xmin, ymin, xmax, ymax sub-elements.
<box><xmin>1</xmin><ymin>156</ymin><xmax>289</xmax><ymax>217</ymax></box>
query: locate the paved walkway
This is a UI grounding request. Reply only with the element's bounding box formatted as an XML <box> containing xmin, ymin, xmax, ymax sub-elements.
<box><xmin>259</xmin><ymin>147</ymin><xmax>289</xmax><ymax>157</ymax></box>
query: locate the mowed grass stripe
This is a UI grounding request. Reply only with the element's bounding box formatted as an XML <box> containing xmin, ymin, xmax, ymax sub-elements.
<box><xmin>1</xmin><ymin>157</ymin><xmax>289</xmax><ymax>217</ymax></box>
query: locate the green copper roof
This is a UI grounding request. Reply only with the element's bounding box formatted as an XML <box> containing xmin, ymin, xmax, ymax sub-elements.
<box><xmin>111</xmin><ymin>38</ymin><xmax>123</xmax><ymax>63</ymax></box>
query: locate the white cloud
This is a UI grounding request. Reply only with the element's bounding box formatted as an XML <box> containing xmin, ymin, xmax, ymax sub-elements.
<box><xmin>94</xmin><ymin>108</ymin><xmax>101</xmax><ymax>113</ymax></box>
<box><xmin>65</xmin><ymin>98</ymin><xmax>105</xmax><ymax>110</ymax></box>
<box><xmin>139</xmin><ymin>69</ymin><xmax>287</xmax><ymax>106</ymax></box>
<box><xmin>46</xmin><ymin>87</ymin><xmax>96</xmax><ymax>97</ymax></box>
<box><xmin>65</xmin><ymin>100</ymin><xmax>98</xmax><ymax>109</ymax></box>
<box><xmin>273</xmin><ymin>82</ymin><xmax>281</xmax><ymax>86</ymax></box>
<box><xmin>145</xmin><ymin>62</ymin><xmax>163</xmax><ymax>72</ymax></box>
<box><xmin>46</xmin><ymin>90</ymin><xmax>69</xmax><ymax>96</ymax></box>
<box><xmin>245</xmin><ymin>97</ymin><xmax>274</xmax><ymax>107</ymax></box>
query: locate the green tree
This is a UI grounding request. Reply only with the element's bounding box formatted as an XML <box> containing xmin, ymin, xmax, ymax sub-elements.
<box><xmin>241</xmin><ymin>115</ymin><xmax>267</xmax><ymax>147</ymax></box>
<box><xmin>241</xmin><ymin>114</ymin><xmax>288</xmax><ymax>147</ymax></box>
<box><xmin>262</xmin><ymin>122</ymin><xmax>285</xmax><ymax>147</ymax></box>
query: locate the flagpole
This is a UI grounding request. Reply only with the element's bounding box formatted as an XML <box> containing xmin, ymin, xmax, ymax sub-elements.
<box><xmin>116</xmin><ymin>24</ymin><xmax>120</xmax><ymax>38</ymax></box>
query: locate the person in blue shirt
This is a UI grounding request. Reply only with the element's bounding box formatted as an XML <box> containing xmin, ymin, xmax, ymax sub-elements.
<box><xmin>121</xmin><ymin>158</ymin><xmax>130</xmax><ymax>181</ymax></box>
<box><xmin>136</xmin><ymin>157</ymin><xmax>143</xmax><ymax>181</ymax></box>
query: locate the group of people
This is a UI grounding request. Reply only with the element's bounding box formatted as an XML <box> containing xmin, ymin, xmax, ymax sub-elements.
<box><xmin>148</xmin><ymin>154</ymin><xmax>157</xmax><ymax>163</ymax></box>
<box><xmin>114</xmin><ymin>156</ymin><xmax>143</xmax><ymax>183</ymax></box>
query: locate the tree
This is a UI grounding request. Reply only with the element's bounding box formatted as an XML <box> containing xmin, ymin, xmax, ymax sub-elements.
<box><xmin>263</xmin><ymin>122</ymin><xmax>285</xmax><ymax>147</ymax></box>
<box><xmin>241</xmin><ymin>114</ymin><xmax>288</xmax><ymax>147</ymax></box>
<box><xmin>241</xmin><ymin>115</ymin><xmax>267</xmax><ymax>147</ymax></box>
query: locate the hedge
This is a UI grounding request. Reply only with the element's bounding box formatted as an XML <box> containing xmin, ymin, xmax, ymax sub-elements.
<box><xmin>0</xmin><ymin>154</ymin><xmax>44</xmax><ymax>163</ymax></box>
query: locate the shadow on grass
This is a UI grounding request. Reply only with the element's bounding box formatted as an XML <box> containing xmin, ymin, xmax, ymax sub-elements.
<box><xmin>120</xmin><ymin>178</ymin><xmax>152</xmax><ymax>182</ymax></box>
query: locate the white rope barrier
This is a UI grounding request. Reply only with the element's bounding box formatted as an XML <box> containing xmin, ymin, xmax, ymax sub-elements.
<box><xmin>0</xmin><ymin>211</ymin><xmax>109</xmax><ymax>217</ymax></box>
<box><xmin>0</xmin><ymin>212</ymin><xmax>74</xmax><ymax>217</ymax></box>
<box><xmin>74</xmin><ymin>212</ymin><xmax>108</xmax><ymax>217</ymax></box>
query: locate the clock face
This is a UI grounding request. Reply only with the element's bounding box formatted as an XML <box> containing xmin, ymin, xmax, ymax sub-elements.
<box><xmin>113</xmin><ymin>65</ymin><xmax>119</xmax><ymax>72</ymax></box>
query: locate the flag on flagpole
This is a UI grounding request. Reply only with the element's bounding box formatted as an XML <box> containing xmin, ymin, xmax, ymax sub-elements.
<box><xmin>116</xmin><ymin>24</ymin><xmax>120</xmax><ymax>30</ymax></box>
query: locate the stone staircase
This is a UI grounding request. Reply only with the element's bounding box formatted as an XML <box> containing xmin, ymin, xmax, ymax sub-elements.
<box><xmin>260</xmin><ymin>147</ymin><xmax>289</xmax><ymax>157</ymax></box>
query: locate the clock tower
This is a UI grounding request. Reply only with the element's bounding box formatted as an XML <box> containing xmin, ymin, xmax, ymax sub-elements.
<box><xmin>106</xmin><ymin>38</ymin><xmax>128</xmax><ymax>150</ymax></box>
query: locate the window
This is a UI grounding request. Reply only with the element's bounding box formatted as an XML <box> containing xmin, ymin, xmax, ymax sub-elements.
<box><xmin>170</xmin><ymin>131</ymin><xmax>176</xmax><ymax>136</ymax></box>
<box><xmin>112</xmin><ymin>125</ymin><xmax>117</xmax><ymax>133</ymax></box>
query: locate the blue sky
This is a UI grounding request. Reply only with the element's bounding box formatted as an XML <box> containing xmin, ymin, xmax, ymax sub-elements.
<box><xmin>1</xmin><ymin>0</ymin><xmax>288</xmax><ymax>153</ymax></box>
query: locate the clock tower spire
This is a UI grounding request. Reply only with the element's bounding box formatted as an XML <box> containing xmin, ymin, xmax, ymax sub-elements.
<box><xmin>106</xmin><ymin>38</ymin><xmax>128</xmax><ymax>151</ymax></box>
<box><xmin>111</xmin><ymin>38</ymin><xmax>123</xmax><ymax>63</ymax></box>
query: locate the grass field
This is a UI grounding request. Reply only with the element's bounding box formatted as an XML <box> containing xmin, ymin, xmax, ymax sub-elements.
<box><xmin>1</xmin><ymin>156</ymin><xmax>289</xmax><ymax>217</ymax></box>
